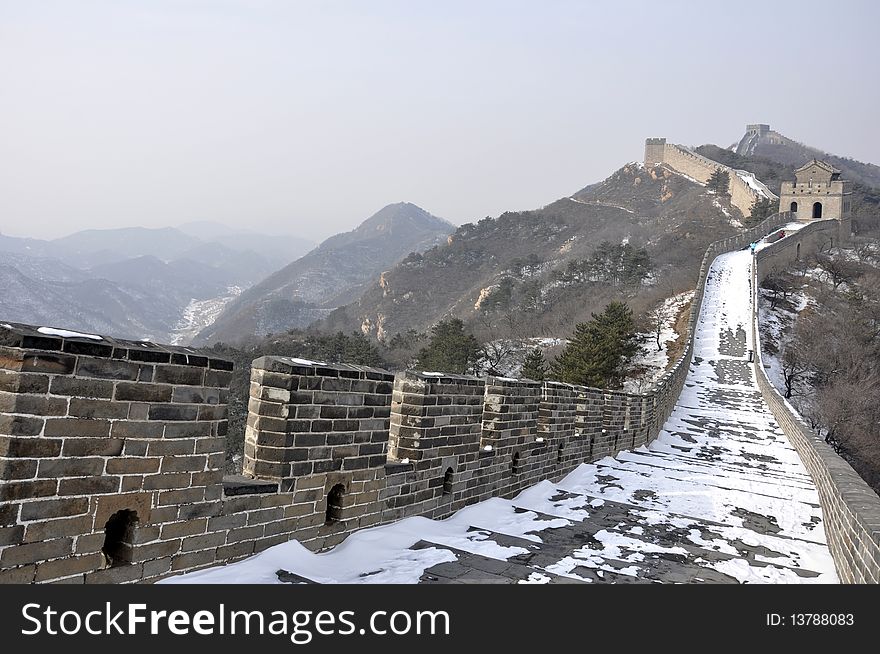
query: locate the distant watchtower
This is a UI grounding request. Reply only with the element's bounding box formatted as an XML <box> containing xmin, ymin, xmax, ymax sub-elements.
<box><xmin>644</xmin><ymin>138</ymin><xmax>667</xmax><ymax>167</ymax></box>
<box><xmin>746</xmin><ymin>124</ymin><xmax>771</xmax><ymax>138</ymax></box>
<box><xmin>780</xmin><ymin>159</ymin><xmax>852</xmax><ymax>232</ymax></box>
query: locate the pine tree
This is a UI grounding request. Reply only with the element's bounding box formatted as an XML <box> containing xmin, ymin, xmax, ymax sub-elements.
<box><xmin>520</xmin><ymin>347</ymin><xmax>548</xmax><ymax>381</ymax></box>
<box><xmin>416</xmin><ymin>319</ymin><xmax>481</xmax><ymax>374</ymax></box>
<box><xmin>748</xmin><ymin>196</ymin><xmax>778</xmax><ymax>223</ymax></box>
<box><xmin>550</xmin><ymin>302</ymin><xmax>640</xmax><ymax>388</ymax></box>
<box><xmin>707</xmin><ymin>168</ymin><xmax>730</xmax><ymax>195</ymax></box>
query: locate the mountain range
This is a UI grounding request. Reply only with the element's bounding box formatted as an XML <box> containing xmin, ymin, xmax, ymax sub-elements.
<box><xmin>1</xmin><ymin>205</ymin><xmax>453</xmax><ymax>347</ymax></box>
<box><xmin>319</xmin><ymin>164</ymin><xmax>734</xmax><ymax>344</ymax></box>
<box><xmin>733</xmin><ymin>126</ymin><xmax>880</xmax><ymax>189</ymax></box>
<box><xmin>0</xmin><ymin>224</ymin><xmax>315</xmax><ymax>343</ymax></box>
<box><xmin>192</xmin><ymin>203</ymin><xmax>454</xmax><ymax>345</ymax></box>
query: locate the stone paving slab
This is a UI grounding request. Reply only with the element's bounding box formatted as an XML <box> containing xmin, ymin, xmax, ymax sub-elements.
<box><xmin>411</xmin><ymin>488</ymin><xmax>827</xmax><ymax>584</ymax></box>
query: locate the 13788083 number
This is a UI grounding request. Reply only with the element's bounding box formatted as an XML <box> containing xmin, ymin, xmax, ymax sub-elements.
<box><xmin>790</xmin><ymin>614</ymin><xmax>854</xmax><ymax>626</ymax></box>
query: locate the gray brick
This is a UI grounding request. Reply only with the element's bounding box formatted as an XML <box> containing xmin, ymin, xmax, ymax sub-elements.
<box><xmin>49</xmin><ymin>377</ymin><xmax>113</xmax><ymax>399</ymax></box>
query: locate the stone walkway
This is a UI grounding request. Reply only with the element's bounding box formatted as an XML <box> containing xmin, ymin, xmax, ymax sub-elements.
<box><xmin>169</xmin><ymin>251</ymin><xmax>838</xmax><ymax>584</ymax></box>
<box><xmin>411</xmin><ymin>251</ymin><xmax>837</xmax><ymax>584</ymax></box>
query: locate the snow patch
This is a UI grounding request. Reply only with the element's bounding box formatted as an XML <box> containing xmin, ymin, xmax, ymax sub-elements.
<box><xmin>37</xmin><ymin>327</ymin><xmax>102</xmax><ymax>340</ymax></box>
<box><xmin>519</xmin><ymin>572</ymin><xmax>552</xmax><ymax>584</ymax></box>
<box><xmin>736</xmin><ymin>171</ymin><xmax>774</xmax><ymax>199</ymax></box>
<box><xmin>286</xmin><ymin>357</ymin><xmax>327</xmax><ymax>366</ymax></box>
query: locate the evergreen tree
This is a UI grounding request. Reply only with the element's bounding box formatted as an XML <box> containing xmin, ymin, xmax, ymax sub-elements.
<box><xmin>707</xmin><ymin>168</ymin><xmax>730</xmax><ymax>195</ymax></box>
<box><xmin>580</xmin><ymin>242</ymin><xmax>653</xmax><ymax>286</ymax></box>
<box><xmin>520</xmin><ymin>347</ymin><xmax>548</xmax><ymax>381</ymax></box>
<box><xmin>748</xmin><ymin>196</ymin><xmax>778</xmax><ymax>223</ymax></box>
<box><xmin>416</xmin><ymin>318</ymin><xmax>481</xmax><ymax>374</ymax></box>
<box><xmin>550</xmin><ymin>301</ymin><xmax>640</xmax><ymax>388</ymax></box>
<box><xmin>519</xmin><ymin>279</ymin><xmax>543</xmax><ymax>312</ymax></box>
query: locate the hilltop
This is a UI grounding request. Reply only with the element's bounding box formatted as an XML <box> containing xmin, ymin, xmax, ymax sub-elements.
<box><xmin>734</xmin><ymin>124</ymin><xmax>880</xmax><ymax>189</ymax></box>
<box><xmin>320</xmin><ymin>162</ymin><xmax>740</xmax><ymax>344</ymax></box>
<box><xmin>193</xmin><ymin>203</ymin><xmax>454</xmax><ymax>345</ymax></box>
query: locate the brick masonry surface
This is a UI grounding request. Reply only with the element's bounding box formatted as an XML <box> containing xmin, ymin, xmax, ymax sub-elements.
<box><xmin>2</xmin><ymin>211</ymin><xmax>875</xmax><ymax>584</ymax></box>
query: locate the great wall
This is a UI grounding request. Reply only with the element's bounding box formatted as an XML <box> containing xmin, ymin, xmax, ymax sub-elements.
<box><xmin>1</xmin><ymin>136</ymin><xmax>878</xmax><ymax>584</ymax></box>
<box><xmin>644</xmin><ymin>137</ymin><xmax>777</xmax><ymax>217</ymax></box>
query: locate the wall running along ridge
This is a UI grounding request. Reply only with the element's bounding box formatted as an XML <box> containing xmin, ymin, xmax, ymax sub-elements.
<box><xmin>644</xmin><ymin>138</ymin><xmax>777</xmax><ymax>217</ymax></box>
<box><xmin>7</xmin><ymin>210</ymin><xmax>870</xmax><ymax>585</ymax></box>
<box><xmin>751</xmin><ymin>220</ymin><xmax>880</xmax><ymax>583</ymax></box>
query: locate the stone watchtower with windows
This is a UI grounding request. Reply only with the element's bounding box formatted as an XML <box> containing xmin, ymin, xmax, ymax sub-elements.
<box><xmin>780</xmin><ymin>160</ymin><xmax>852</xmax><ymax>234</ymax></box>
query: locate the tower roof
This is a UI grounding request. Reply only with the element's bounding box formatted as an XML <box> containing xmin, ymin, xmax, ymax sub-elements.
<box><xmin>795</xmin><ymin>159</ymin><xmax>840</xmax><ymax>175</ymax></box>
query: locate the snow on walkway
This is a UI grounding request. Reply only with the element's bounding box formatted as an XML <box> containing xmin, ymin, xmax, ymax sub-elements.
<box><xmin>164</xmin><ymin>251</ymin><xmax>837</xmax><ymax>585</ymax></box>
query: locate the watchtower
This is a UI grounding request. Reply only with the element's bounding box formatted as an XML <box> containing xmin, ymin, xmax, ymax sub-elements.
<box><xmin>644</xmin><ymin>138</ymin><xmax>667</xmax><ymax>167</ymax></box>
<box><xmin>745</xmin><ymin>124</ymin><xmax>771</xmax><ymax>138</ymax></box>
<box><xmin>780</xmin><ymin>159</ymin><xmax>852</xmax><ymax>233</ymax></box>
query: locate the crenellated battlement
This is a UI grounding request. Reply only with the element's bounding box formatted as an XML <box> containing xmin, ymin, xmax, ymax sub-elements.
<box><xmin>0</xmin><ymin>327</ymin><xmax>678</xmax><ymax>583</ymax></box>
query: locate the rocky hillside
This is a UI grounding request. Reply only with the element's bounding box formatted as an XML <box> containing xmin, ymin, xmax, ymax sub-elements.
<box><xmin>193</xmin><ymin>202</ymin><xmax>454</xmax><ymax>345</ymax></box>
<box><xmin>321</xmin><ymin>163</ymin><xmax>744</xmax><ymax>344</ymax></box>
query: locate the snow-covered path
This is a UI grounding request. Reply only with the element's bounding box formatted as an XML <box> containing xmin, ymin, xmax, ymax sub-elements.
<box><xmin>166</xmin><ymin>251</ymin><xmax>837</xmax><ymax>584</ymax></box>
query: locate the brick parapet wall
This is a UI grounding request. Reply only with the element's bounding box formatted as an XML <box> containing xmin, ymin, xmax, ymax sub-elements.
<box><xmin>244</xmin><ymin>356</ymin><xmax>393</xmax><ymax>489</ymax></box>
<box><xmin>538</xmin><ymin>382</ymin><xmax>581</xmax><ymax>475</ymax></box>
<box><xmin>0</xmin><ymin>322</ymin><xmax>233</xmax><ymax>583</ymax></box>
<box><xmin>477</xmin><ymin>377</ymin><xmax>542</xmax><ymax>501</ymax></box>
<box><xmin>752</xmin><ymin>224</ymin><xmax>880</xmax><ymax>584</ymax></box>
<box><xmin>647</xmin><ymin>141</ymin><xmax>777</xmax><ymax>217</ymax></box>
<box><xmin>383</xmin><ymin>371</ymin><xmax>484</xmax><ymax>520</ymax></box>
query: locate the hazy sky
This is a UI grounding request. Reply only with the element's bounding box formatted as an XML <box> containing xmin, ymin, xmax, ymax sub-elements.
<box><xmin>1</xmin><ymin>1</ymin><xmax>878</xmax><ymax>242</ymax></box>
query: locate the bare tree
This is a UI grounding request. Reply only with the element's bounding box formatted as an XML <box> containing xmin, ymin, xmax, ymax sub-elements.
<box><xmin>760</xmin><ymin>273</ymin><xmax>793</xmax><ymax>309</ymax></box>
<box><xmin>815</xmin><ymin>254</ymin><xmax>863</xmax><ymax>290</ymax></box>
<box><xmin>473</xmin><ymin>311</ymin><xmax>528</xmax><ymax>375</ymax></box>
<box><xmin>791</xmin><ymin>255</ymin><xmax>814</xmax><ymax>279</ymax></box>
<box><xmin>780</xmin><ymin>345</ymin><xmax>812</xmax><ymax>399</ymax></box>
<box><xmin>854</xmin><ymin>240</ymin><xmax>879</xmax><ymax>264</ymax></box>
<box><xmin>644</xmin><ymin>303</ymin><xmax>672</xmax><ymax>351</ymax></box>
<box><xmin>776</xmin><ymin>249</ymin><xmax>880</xmax><ymax>495</ymax></box>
